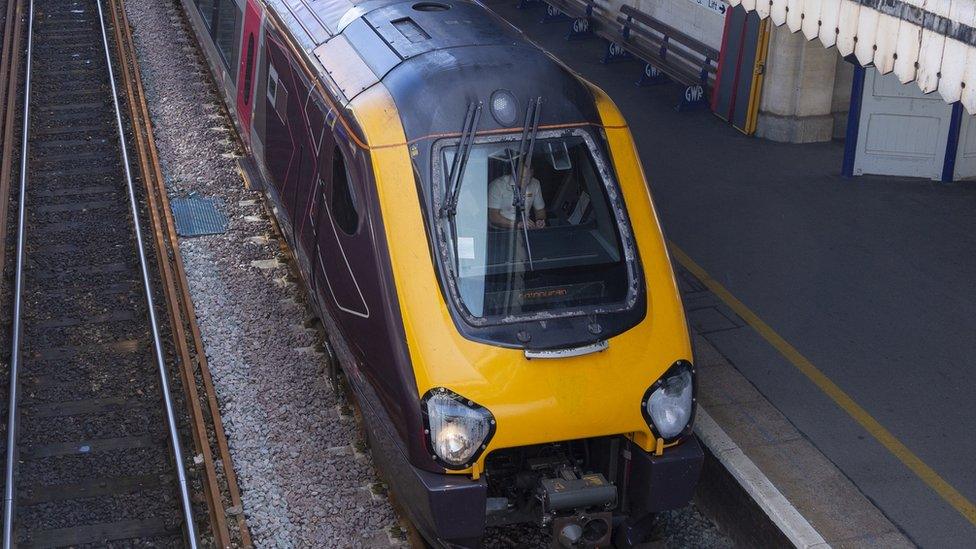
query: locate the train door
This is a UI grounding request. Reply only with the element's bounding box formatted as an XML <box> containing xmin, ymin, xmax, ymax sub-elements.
<box><xmin>263</xmin><ymin>46</ymin><xmax>295</xmax><ymax>214</ymax></box>
<box><xmin>302</xmin><ymin>139</ymin><xmax>334</xmax><ymax>292</ymax></box>
<box><xmin>235</xmin><ymin>0</ymin><xmax>262</xmax><ymax>140</ymax></box>
<box><xmin>311</xmin><ymin>145</ymin><xmax>370</xmax><ymax>320</ymax></box>
<box><xmin>263</xmin><ymin>42</ymin><xmax>317</xmax><ymax>232</ymax></box>
<box><xmin>291</xmin><ymin>144</ymin><xmax>316</xmax><ymax>240</ymax></box>
<box><xmin>292</xmin><ymin>102</ymin><xmax>327</xmax><ymax>245</ymax></box>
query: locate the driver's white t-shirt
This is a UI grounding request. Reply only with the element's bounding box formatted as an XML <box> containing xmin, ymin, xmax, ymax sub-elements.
<box><xmin>487</xmin><ymin>175</ymin><xmax>545</xmax><ymax>221</ymax></box>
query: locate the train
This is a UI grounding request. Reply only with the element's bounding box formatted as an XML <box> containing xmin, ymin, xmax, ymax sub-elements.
<box><xmin>180</xmin><ymin>0</ymin><xmax>703</xmax><ymax>546</ymax></box>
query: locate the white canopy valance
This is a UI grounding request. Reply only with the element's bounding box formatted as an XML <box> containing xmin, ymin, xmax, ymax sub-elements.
<box><xmin>727</xmin><ymin>0</ymin><xmax>976</xmax><ymax>112</ymax></box>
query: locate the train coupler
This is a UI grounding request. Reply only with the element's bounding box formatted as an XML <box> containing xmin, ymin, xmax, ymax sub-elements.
<box><xmin>552</xmin><ymin>511</ymin><xmax>613</xmax><ymax>548</ymax></box>
<box><xmin>538</xmin><ymin>469</ymin><xmax>616</xmax><ymax>516</ymax></box>
<box><xmin>537</xmin><ymin>466</ymin><xmax>616</xmax><ymax>548</ymax></box>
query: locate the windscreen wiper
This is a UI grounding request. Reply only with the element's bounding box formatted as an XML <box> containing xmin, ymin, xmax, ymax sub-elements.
<box><xmin>440</xmin><ymin>101</ymin><xmax>483</xmax><ymax>219</ymax></box>
<box><xmin>510</xmin><ymin>97</ymin><xmax>542</xmax><ymax>271</ymax></box>
<box><xmin>440</xmin><ymin>101</ymin><xmax>482</xmax><ymax>271</ymax></box>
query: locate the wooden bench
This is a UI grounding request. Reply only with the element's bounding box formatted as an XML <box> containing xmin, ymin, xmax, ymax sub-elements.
<box><xmin>532</xmin><ymin>0</ymin><xmax>613</xmax><ymax>40</ymax></box>
<box><xmin>614</xmin><ymin>4</ymin><xmax>720</xmax><ymax>110</ymax></box>
<box><xmin>529</xmin><ymin>0</ymin><xmax>719</xmax><ymax>111</ymax></box>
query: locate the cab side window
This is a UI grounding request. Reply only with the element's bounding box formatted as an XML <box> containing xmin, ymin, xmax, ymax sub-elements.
<box><xmin>330</xmin><ymin>147</ymin><xmax>359</xmax><ymax>235</ymax></box>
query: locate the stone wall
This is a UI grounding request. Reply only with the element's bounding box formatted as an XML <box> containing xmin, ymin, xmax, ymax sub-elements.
<box><xmin>756</xmin><ymin>26</ymin><xmax>844</xmax><ymax>143</ymax></box>
<box><xmin>600</xmin><ymin>0</ymin><xmax>726</xmax><ymax>50</ymax></box>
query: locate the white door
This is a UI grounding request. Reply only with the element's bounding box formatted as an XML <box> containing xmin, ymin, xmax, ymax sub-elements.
<box><xmin>854</xmin><ymin>70</ymin><xmax>952</xmax><ymax>180</ymax></box>
<box><xmin>954</xmin><ymin>113</ymin><xmax>976</xmax><ymax>180</ymax></box>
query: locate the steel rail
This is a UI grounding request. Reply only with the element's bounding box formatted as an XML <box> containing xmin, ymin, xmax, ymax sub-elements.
<box><xmin>0</xmin><ymin>0</ymin><xmax>18</xmax><ymax>150</ymax></box>
<box><xmin>2</xmin><ymin>0</ymin><xmax>31</xmax><ymax>544</ymax></box>
<box><xmin>92</xmin><ymin>0</ymin><xmax>199</xmax><ymax>545</ymax></box>
<box><xmin>0</xmin><ymin>0</ymin><xmax>24</xmax><ymax>282</ymax></box>
<box><xmin>104</xmin><ymin>0</ymin><xmax>232</xmax><ymax>543</ymax></box>
<box><xmin>104</xmin><ymin>2</ymin><xmax>228</xmax><ymax>544</ymax></box>
<box><xmin>108</xmin><ymin>0</ymin><xmax>253</xmax><ymax>544</ymax></box>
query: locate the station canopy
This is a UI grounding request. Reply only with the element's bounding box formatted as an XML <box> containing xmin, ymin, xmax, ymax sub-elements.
<box><xmin>728</xmin><ymin>0</ymin><xmax>976</xmax><ymax>113</ymax></box>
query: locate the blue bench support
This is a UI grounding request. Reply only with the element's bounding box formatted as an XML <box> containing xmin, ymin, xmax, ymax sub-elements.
<box><xmin>541</xmin><ymin>3</ymin><xmax>570</xmax><ymax>23</ymax></box>
<box><xmin>566</xmin><ymin>15</ymin><xmax>593</xmax><ymax>39</ymax></box>
<box><xmin>637</xmin><ymin>63</ymin><xmax>669</xmax><ymax>86</ymax></box>
<box><xmin>676</xmin><ymin>84</ymin><xmax>708</xmax><ymax>111</ymax></box>
<box><xmin>602</xmin><ymin>40</ymin><xmax>632</xmax><ymax>64</ymax></box>
<box><xmin>674</xmin><ymin>57</ymin><xmax>712</xmax><ymax>110</ymax></box>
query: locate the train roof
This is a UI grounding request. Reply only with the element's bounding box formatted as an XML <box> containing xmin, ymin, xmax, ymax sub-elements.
<box><xmin>268</xmin><ymin>0</ymin><xmax>506</xmax><ymax>49</ymax></box>
<box><xmin>266</xmin><ymin>0</ymin><xmax>601</xmax><ymax>140</ymax></box>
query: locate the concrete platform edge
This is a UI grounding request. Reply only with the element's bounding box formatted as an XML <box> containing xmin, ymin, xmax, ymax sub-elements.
<box><xmin>695</xmin><ymin>407</ymin><xmax>830</xmax><ymax>548</ymax></box>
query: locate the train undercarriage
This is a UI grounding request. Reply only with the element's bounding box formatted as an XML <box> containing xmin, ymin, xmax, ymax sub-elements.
<box><xmin>483</xmin><ymin>437</ymin><xmax>703</xmax><ymax>548</ymax></box>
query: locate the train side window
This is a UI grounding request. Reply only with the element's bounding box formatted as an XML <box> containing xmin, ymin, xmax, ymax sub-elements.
<box><xmin>267</xmin><ymin>65</ymin><xmax>288</xmax><ymax>121</ymax></box>
<box><xmin>275</xmin><ymin>83</ymin><xmax>289</xmax><ymax>121</ymax></box>
<box><xmin>212</xmin><ymin>0</ymin><xmax>241</xmax><ymax>76</ymax></box>
<box><xmin>330</xmin><ymin>147</ymin><xmax>359</xmax><ymax>235</ymax></box>
<box><xmin>196</xmin><ymin>0</ymin><xmax>215</xmax><ymax>29</ymax></box>
<box><xmin>243</xmin><ymin>34</ymin><xmax>255</xmax><ymax>106</ymax></box>
<box><xmin>267</xmin><ymin>65</ymin><xmax>278</xmax><ymax>104</ymax></box>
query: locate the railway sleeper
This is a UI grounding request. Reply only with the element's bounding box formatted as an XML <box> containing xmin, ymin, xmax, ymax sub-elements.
<box><xmin>21</xmin><ymin>517</ymin><xmax>180</xmax><ymax>548</ymax></box>
<box><xmin>18</xmin><ymin>366</ymin><xmax>163</xmax><ymax>403</ymax></box>
<box><xmin>19</xmin><ymin>413</ymin><xmax>169</xmax><ymax>458</ymax></box>
<box><xmin>18</xmin><ymin>473</ymin><xmax>174</xmax><ymax>506</ymax></box>
<box><xmin>23</xmin><ymin>396</ymin><xmax>156</xmax><ymax>419</ymax></box>
<box><xmin>16</xmin><ymin>447</ymin><xmax>172</xmax><ymax>487</ymax></box>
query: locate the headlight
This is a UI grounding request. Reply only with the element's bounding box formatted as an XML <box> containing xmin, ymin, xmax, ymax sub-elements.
<box><xmin>641</xmin><ymin>360</ymin><xmax>696</xmax><ymax>442</ymax></box>
<box><xmin>422</xmin><ymin>388</ymin><xmax>495</xmax><ymax>469</ymax></box>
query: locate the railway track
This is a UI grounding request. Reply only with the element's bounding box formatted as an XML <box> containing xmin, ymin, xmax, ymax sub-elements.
<box><xmin>0</xmin><ymin>0</ymin><xmax>252</xmax><ymax>546</ymax></box>
<box><xmin>3</xmin><ymin>0</ymin><xmax>195</xmax><ymax>544</ymax></box>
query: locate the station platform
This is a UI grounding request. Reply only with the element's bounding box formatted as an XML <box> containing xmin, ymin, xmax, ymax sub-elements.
<box><xmin>483</xmin><ymin>1</ymin><xmax>976</xmax><ymax>546</ymax></box>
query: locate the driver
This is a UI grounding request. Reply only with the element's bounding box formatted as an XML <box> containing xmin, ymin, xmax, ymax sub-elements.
<box><xmin>487</xmin><ymin>163</ymin><xmax>547</xmax><ymax>229</ymax></box>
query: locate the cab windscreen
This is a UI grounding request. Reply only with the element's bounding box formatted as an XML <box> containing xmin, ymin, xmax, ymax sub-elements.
<box><xmin>437</xmin><ymin>133</ymin><xmax>628</xmax><ymax>320</ymax></box>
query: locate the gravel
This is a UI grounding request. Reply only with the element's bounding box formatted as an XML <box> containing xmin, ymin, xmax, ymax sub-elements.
<box><xmin>122</xmin><ymin>1</ymin><xmax>735</xmax><ymax>548</ymax></box>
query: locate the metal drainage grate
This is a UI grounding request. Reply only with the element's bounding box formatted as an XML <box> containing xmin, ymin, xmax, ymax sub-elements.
<box><xmin>170</xmin><ymin>196</ymin><xmax>228</xmax><ymax>237</ymax></box>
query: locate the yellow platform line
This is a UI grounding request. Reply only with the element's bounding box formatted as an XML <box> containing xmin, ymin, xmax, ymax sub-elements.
<box><xmin>669</xmin><ymin>242</ymin><xmax>976</xmax><ymax>528</ymax></box>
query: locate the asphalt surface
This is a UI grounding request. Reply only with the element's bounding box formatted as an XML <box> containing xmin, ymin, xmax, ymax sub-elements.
<box><xmin>484</xmin><ymin>1</ymin><xmax>976</xmax><ymax>547</ymax></box>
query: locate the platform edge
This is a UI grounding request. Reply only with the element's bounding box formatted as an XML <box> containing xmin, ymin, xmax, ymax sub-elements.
<box><xmin>695</xmin><ymin>407</ymin><xmax>830</xmax><ymax>549</ymax></box>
